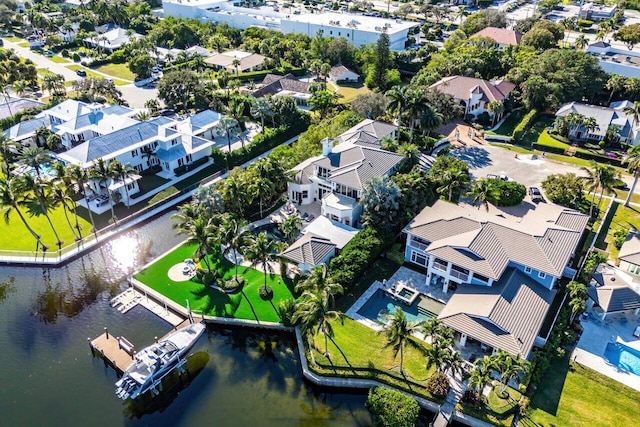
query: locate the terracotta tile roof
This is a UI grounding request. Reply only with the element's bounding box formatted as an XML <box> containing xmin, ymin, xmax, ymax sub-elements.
<box><xmin>472</xmin><ymin>27</ymin><xmax>522</xmax><ymax>45</ymax></box>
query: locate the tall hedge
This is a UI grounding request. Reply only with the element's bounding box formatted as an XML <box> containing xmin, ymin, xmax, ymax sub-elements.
<box><xmin>329</xmin><ymin>227</ymin><xmax>391</xmax><ymax>288</ymax></box>
<box><xmin>512</xmin><ymin>109</ymin><xmax>538</xmax><ymax>142</ymax></box>
<box><xmin>486</xmin><ymin>179</ymin><xmax>526</xmax><ymax>206</ymax></box>
<box><xmin>366</xmin><ymin>386</ymin><xmax>420</xmax><ymax>427</ymax></box>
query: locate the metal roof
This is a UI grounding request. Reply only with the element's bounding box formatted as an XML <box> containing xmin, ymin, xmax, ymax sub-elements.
<box><xmin>589</xmin><ymin>264</ymin><xmax>640</xmax><ymax>312</ymax></box>
<box><xmin>439</xmin><ymin>268</ymin><xmax>555</xmax><ymax>358</ymax></box>
<box><xmin>281</xmin><ymin>233</ymin><xmax>336</xmax><ymax>265</ymax></box>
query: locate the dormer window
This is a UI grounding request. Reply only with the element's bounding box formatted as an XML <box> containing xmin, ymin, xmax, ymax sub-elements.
<box><xmin>317</xmin><ymin>167</ymin><xmax>329</xmax><ymax>178</ymax></box>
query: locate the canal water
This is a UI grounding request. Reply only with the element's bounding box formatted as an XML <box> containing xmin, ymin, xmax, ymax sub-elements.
<box><xmin>0</xmin><ymin>211</ymin><xmax>372</xmax><ymax>426</ymax></box>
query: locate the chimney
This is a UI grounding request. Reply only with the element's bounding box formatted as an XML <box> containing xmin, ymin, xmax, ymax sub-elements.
<box><xmin>321</xmin><ymin>137</ymin><xmax>333</xmax><ymax>156</ymax></box>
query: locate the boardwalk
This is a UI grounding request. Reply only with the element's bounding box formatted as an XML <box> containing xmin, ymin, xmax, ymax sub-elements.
<box><xmin>90</xmin><ymin>330</ymin><xmax>137</xmax><ymax>374</ymax></box>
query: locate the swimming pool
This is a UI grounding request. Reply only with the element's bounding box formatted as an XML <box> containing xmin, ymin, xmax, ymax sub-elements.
<box><xmin>604</xmin><ymin>342</ymin><xmax>640</xmax><ymax>376</ymax></box>
<box><xmin>252</xmin><ymin>223</ymin><xmax>286</xmax><ymax>242</ymax></box>
<box><xmin>357</xmin><ymin>288</ymin><xmax>444</xmax><ymax>325</ymax></box>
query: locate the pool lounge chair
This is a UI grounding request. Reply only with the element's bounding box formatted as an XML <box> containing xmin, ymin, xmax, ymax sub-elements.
<box><xmin>634</xmin><ymin>326</ymin><xmax>640</xmax><ymax>338</ymax></box>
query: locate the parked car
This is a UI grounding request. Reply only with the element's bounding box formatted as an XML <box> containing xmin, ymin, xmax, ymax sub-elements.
<box><xmin>76</xmin><ymin>69</ymin><xmax>87</xmax><ymax>77</ymax></box>
<box><xmin>528</xmin><ymin>187</ymin><xmax>544</xmax><ymax>202</ymax></box>
<box><xmin>486</xmin><ymin>173</ymin><xmax>510</xmax><ymax>181</ymax></box>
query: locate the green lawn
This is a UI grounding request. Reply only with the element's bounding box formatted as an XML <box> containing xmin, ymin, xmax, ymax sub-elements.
<box><xmin>65</xmin><ymin>64</ymin><xmax>129</xmax><ymax>85</ymax></box>
<box><xmin>528</xmin><ymin>356</ymin><xmax>640</xmax><ymax>426</ymax></box>
<box><xmin>458</xmin><ymin>384</ymin><xmax>520</xmax><ymax>427</ymax></box>
<box><xmin>537</xmin><ymin>130</ymin><xmax>571</xmax><ymax>150</ymax></box>
<box><xmin>494</xmin><ymin>109</ymin><xmax>525</xmax><ymax>136</ymax></box>
<box><xmin>92</xmin><ymin>63</ymin><xmax>135</xmax><ymax>81</ymax></box>
<box><xmin>595</xmin><ymin>201</ymin><xmax>640</xmax><ymax>259</ymax></box>
<box><xmin>49</xmin><ymin>55</ymin><xmax>69</xmax><ymax>64</ymax></box>
<box><xmin>134</xmin><ymin>243</ymin><xmax>295</xmax><ymax>322</ymax></box>
<box><xmin>4</xmin><ymin>36</ymin><xmax>22</xmax><ymax>42</ymax></box>
<box><xmin>331</xmin><ymin>81</ymin><xmax>370</xmax><ymax>103</ymax></box>
<box><xmin>0</xmin><ymin>204</ymin><xmax>93</xmax><ymax>252</ymax></box>
<box><xmin>311</xmin><ymin>318</ymin><xmax>431</xmax><ymax>379</ymax></box>
<box><xmin>17</xmin><ymin>41</ymin><xmax>29</xmax><ymax>48</ymax></box>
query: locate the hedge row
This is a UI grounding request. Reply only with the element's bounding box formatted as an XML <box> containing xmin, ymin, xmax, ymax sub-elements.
<box><xmin>532</xmin><ymin>142</ymin><xmax>623</xmax><ymax>167</ymax></box>
<box><xmin>512</xmin><ymin>109</ymin><xmax>538</xmax><ymax>141</ymax></box>
<box><xmin>329</xmin><ymin>227</ymin><xmax>393</xmax><ymax>288</ymax></box>
<box><xmin>173</xmin><ymin>156</ymin><xmax>209</xmax><ymax>176</ymax></box>
<box><xmin>211</xmin><ymin>118</ymin><xmax>310</xmax><ymax>168</ymax></box>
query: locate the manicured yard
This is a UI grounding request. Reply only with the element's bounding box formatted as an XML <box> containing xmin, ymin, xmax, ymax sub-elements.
<box><xmin>3</xmin><ymin>36</ymin><xmax>22</xmax><ymax>42</ymax></box>
<box><xmin>458</xmin><ymin>384</ymin><xmax>520</xmax><ymax>427</ymax></box>
<box><xmin>330</xmin><ymin>81</ymin><xmax>370</xmax><ymax>103</ymax></box>
<box><xmin>494</xmin><ymin>109</ymin><xmax>525</xmax><ymax>136</ymax></box>
<box><xmin>595</xmin><ymin>201</ymin><xmax>640</xmax><ymax>258</ymax></box>
<box><xmin>49</xmin><ymin>55</ymin><xmax>70</xmax><ymax>64</ymax></box>
<box><xmin>311</xmin><ymin>318</ymin><xmax>431</xmax><ymax>380</ymax></box>
<box><xmin>528</xmin><ymin>356</ymin><xmax>640</xmax><ymax>426</ymax></box>
<box><xmin>65</xmin><ymin>65</ymin><xmax>129</xmax><ymax>85</ymax></box>
<box><xmin>92</xmin><ymin>63</ymin><xmax>135</xmax><ymax>81</ymax></box>
<box><xmin>18</xmin><ymin>41</ymin><xmax>29</xmax><ymax>48</ymax></box>
<box><xmin>0</xmin><ymin>204</ymin><xmax>93</xmax><ymax>252</ymax></box>
<box><xmin>134</xmin><ymin>243</ymin><xmax>295</xmax><ymax>322</ymax></box>
<box><xmin>537</xmin><ymin>129</ymin><xmax>571</xmax><ymax>150</ymax></box>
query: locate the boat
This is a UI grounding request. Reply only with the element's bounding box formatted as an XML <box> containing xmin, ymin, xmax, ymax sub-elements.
<box><xmin>115</xmin><ymin>323</ymin><xmax>206</xmax><ymax>400</ymax></box>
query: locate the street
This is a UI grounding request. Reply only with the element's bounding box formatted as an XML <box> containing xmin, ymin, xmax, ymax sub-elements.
<box><xmin>1</xmin><ymin>38</ymin><xmax>158</xmax><ymax>108</ymax></box>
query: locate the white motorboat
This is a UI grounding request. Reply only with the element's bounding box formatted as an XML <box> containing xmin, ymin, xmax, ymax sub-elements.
<box><xmin>115</xmin><ymin>323</ymin><xmax>206</xmax><ymax>400</ymax></box>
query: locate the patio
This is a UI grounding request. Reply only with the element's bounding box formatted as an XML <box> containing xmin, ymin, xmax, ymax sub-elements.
<box><xmin>383</xmin><ymin>266</ymin><xmax>454</xmax><ymax>304</ymax></box>
<box><xmin>573</xmin><ymin>308</ymin><xmax>640</xmax><ymax>392</ymax></box>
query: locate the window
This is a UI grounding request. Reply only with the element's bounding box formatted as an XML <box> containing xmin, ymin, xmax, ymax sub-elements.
<box><xmin>524</xmin><ymin>266</ymin><xmax>532</xmax><ymax>274</ymax></box>
<box><xmin>186</xmin><ymin>154</ymin><xmax>192</xmax><ymax>163</ymax></box>
<box><xmin>538</xmin><ymin>272</ymin><xmax>546</xmax><ymax>279</ymax></box>
<box><xmin>317</xmin><ymin>167</ymin><xmax>329</xmax><ymax>178</ymax></box>
<box><xmin>131</xmin><ymin>149</ymin><xmax>138</xmax><ymax>157</ymax></box>
<box><xmin>302</xmin><ymin>190</ymin><xmax>308</xmax><ymax>199</ymax></box>
<box><xmin>411</xmin><ymin>251</ymin><xmax>427</xmax><ymax>266</ymax></box>
<box><xmin>338</xmin><ymin>32</ymin><xmax>341</xmax><ymax>36</ymax></box>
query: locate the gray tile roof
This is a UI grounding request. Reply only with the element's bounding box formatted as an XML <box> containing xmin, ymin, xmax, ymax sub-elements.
<box><xmin>430</xmin><ymin>76</ymin><xmax>516</xmax><ymax>103</ymax></box>
<box><xmin>184</xmin><ymin>109</ymin><xmax>222</xmax><ymax>132</ymax></box>
<box><xmin>404</xmin><ymin>201</ymin><xmax>588</xmax><ymax>279</ymax></box>
<box><xmin>439</xmin><ymin>268</ymin><xmax>555</xmax><ymax>358</ymax></box>
<box><xmin>337</xmin><ymin>119</ymin><xmax>397</xmax><ymax>148</ymax></box>
<box><xmin>314</xmin><ymin>145</ymin><xmax>404</xmax><ymax>190</ymax></box>
<box><xmin>281</xmin><ymin>233</ymin><xmax>336</xmax><ymax>265</ymax></box>
<box><xmin>618</xmin><ymin>229</ymin><xmax>640</xmax><ymax>265</ymax></box>
<box><xmin>0</xmin><ymin>97</ymin><xmax>43</xmax><ymax>120</ymax></box>
<box><xmin>4</xmin><ymin>116</ymin><xmax>51</xmax><ymax>141</ymax></box>
<box><xmin>589</xmin><ymin>264</ymin><xmax>640</xmax><ymax>312</ymax></box>
<box><xmin>251</xmin><ymin>74</ymin><xmax>312</xmax><ymax>98</ymax></box>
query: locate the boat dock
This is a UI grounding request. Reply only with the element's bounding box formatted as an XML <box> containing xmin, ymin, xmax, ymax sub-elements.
<box><xmin>90</xmin><ymin>319</ymin><xmax>199</xmax><ymax>374</ymax></box>
<box><xmin>109</xmin><ymin>287</ymin><xmax>185</xmax><ymax>327</ymax></box>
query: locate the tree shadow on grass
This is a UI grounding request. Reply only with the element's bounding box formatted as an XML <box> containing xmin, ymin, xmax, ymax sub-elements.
<box><xmin>529</xmin><ymin>354</ymin><xmax>571</xmax><ymax>417</ymax></box>
<box><xmin>190</xmin><ymin>286</ymin><xmax>235</xmax><ymax>317</ymax></box>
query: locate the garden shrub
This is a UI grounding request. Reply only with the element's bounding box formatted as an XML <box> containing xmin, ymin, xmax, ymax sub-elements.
<box><xmin>512</xmin><ymin>109</ymin><xmax>538</xmax><ymax>142</ymax></box>
<box><xmin>329</xmin><ymin>227</ymin><xmax>390</xmax><ymax>288</ymax></box>
<box><xmin>613</xmin><ymin>227</ymin><xmax>629</xmax><ymax>250</ymax></box>
<box><xmin>486</xmin><ymin>179</ymin><xmax>526</xmax><ymax>206</ymax></box>
<box><xmin>579</xmin><ymin>251</ymin><xmax>606</xmax><ymax>283</ymax></box>
<box><xmin>577</xmin><ymin>19</ymin><xmax>594</xmax><ymax>28</ymax></box>
<box><xmin>426</xmin><ymin>372</ymin><xmax>450</xmax><ymax>396</ymax></box>
<box><xmin>72</xmin><ymin>52</ymin><xmax>81</xmax><ymax>62</ymax></box>
<box><xmin>276</xmin><ymin>298</ymin><xmax>297</xmax><ymax>327</ymax></box>
<box><xmin>366</xmin><ymin>386</ymin><xmax>420</xmax><ymax>427</ymax></box>
<box><xmin>60</xmin><ymin>48</ymin><xmax>69</xmax><ymax>58</ymax></box>
<box><xmin>258</xmin><ymin>284</ymin><xmax>273</xmax><ymax>300</ymax></box>
<box><xmin>462</xmin><ymin>389</ymin><xmax>481</xmax><ymax>407</ymax></box>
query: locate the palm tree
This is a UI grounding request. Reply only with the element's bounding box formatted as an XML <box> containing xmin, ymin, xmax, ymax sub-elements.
<box><xmin>624</xmin><ymin>144</ymin><xmax>640</xmax><ymax>206</ymax></box>
<box><xmin>245</xmin><ymin>231</ymin><xmax>282</xmax><ymax>293</ymax></box>
<box><xmin>109</xmin><ymin>160</ymin><xmax>136</xmax><ymax>208</ymax></box>
<box><xmin>574</xmin><ymin>34</ymin><xmax>588</xmax><ymax>50</ymax></box>
<box><xmin>385</xmin><ymin>85</ymin><xmax>408</xmax><ymax>144</ymax></box>
<box><xmin>560</xmin><ymin>17</ymin><xmax>578</xmax><ymax>42</ymax></box>
<box><xmin>487</xmin><ymin>100</ymin><xmax>503</xmax><ymax>127</ymax></box>
<box><xmin>20</xmin><ymin>174</ymin><xmax>63</xmax><ymax>251</ymax></box>
<box><xmin>177</xmin><ymin>215</ymin><xmax>215</xmax><ymax>274</ymax></box>
<box><xmin>569</xmin><ymin>297</ymin><xmax>587</xmax><ymax>323</ymax></box>
<box><xmin>249</xmin><ymin>174</ymin><xmax>274</xmax><ymax>218</ymax></box>
<box><xmin>491</xmin><ymin>351</ymin><xmax>529</xmax><ymax>396</ymax></box>
<box><xmin>455</xmin><ymin>6</ymin><xmax>468</xmax><ymax>24</ymax></box>
<box><xmin>250</xmin><ymin>97</ymin><xmax>273</xmax><ymax>132</ymax></box>
<box><xmin>624</xmin><ymin>101</ymin><xmax>640</xmax><ymax>130</ymax></box>
<box><xmin>293</xmin><ymin>288</ymin><xmax>344</xmax><ymax>357</ymax></box>
<box><xmin>468</xmin><ymin>357</ymin><xmax>493</xmax><ymax>393</ymax></box>
<box><xmin>135</xmin><ymin>110</ymin><xmax>152</xmax><ymax>121</ymax></box>
<box><xmin>419</xmin><ymin>106</ymin><xmax>443</xmax><ymax>137</ymax></box>
<box><xmin>421</xmin><ymin>318</ymin><xmax>454</xmax><ymax>345</ymax></box>
<box><xmin>438</xmin><ymin>169</ymin><xmax>470</xmax><ymax>202</ymax></box>
<box><xmin>218</xmin><ymin>218</ymin><xmax>251</xmax><ymax>282</ymax></box>
<box><xmin>214</xmin><ymin>116</ymin><xmax>239</xmax><ymax>165</ymax></box>
<box><xmin>0</xmin><ymin>133</ymin><xmax>18</xmax><ymax>175</ymax></box>
<box><xmin>580</xmin><ymin>162</ymin><xmax>618</xmax><ymax>217</ymax></box>
<box><xmin>0</xmin><ymin>177</ymin><xmax>42</xmax><ymax>253</ymax></box>
<box><xmin>606</xmin><ymin>74</ymin><xmax>627</xmax><ymax>105</ymax></box>
<box><xmin>19</xmin><ymin>146</ymin><xmax>51</xmax><ymax>179</ymax></box>
<box><xmin>295</xmin><ymin>264</ymin><xmax>343</xmax><ymax>306</ymax></box>
<box><xmin>219</xmin><ymin>173</ymin><xmax>247</xmax><ymax>217</ymax></box>
<box><xmin>51</xmin><ymin>186</ymin><xmax>81</xmax><ymax>241</ymax></box>
<box><xmin>378</xmin><ymin>307</ymin><xmax>422</xmax><ymax>375</ymax></box>
<box><xmin>12</xmin><ymin>80</ymin><xmax>28</xmax><ymax>97</ymax></box>
<box><xmin>425</xmin><ymin>338</ymin><xmax>453</xmax><ymax>374</ymax></box>
<box><xmin>467</xmin><ymin>179</ymin><xmax>492</xmax><ymax>211</ymax></box>
<box><xmin>279</xmin><ymin>214</ymin><xmax>303</xmax><ymax>243</ymax></box>
<box><xmin>69</xmin><ymin>165</ymin><xmax>97</xmax><ymax>234</ymax></box>
<box><xmin>231</xmin><ymin>58</ymin><xmax>241</xmax><ymax>75</ymax></box>
<box><xmin>90</xmin><ymin>157</ymin><xmax>116</xmax><ymax>222</ymax></box>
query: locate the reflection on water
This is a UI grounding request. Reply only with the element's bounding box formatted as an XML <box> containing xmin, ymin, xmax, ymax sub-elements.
<box><xmin>123</xmin><ymin>351</ymin><xmax>211</xmax><ymax>419</ymax></box>
<box><xmin>105</xmin><ymin>232</ymin><xmax>154</xmax><ymax>277</ymax></box>
<box><xmin>0</xmin><ymin>276</ymin><xmax>15</xmax><ymax>303</ymax></box>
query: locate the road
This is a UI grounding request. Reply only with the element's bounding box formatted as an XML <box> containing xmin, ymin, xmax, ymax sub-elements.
<box><xmin>1</xmin><ymin>38</ymin><xmax>158</xmax><ymax>108</ymax></box>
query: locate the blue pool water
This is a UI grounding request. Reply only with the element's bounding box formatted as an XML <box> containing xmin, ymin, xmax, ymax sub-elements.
<box><xmin>357</xmin><ymin>288</ymin><xmax>444</xmax><ymax>324</ymax></box>
<box><xmin>604</xmin><ymin>342</ymin><xmax>640</xmax><ymax>376</ymax></box>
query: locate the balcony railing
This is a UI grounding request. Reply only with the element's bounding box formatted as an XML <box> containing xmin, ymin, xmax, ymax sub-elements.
<box><xmin>410</xmin><ymin>239</ymin><xmax>429</xmax><ymax>251</ymax></box>
<box><xmin>433</xmin><ymin>262</ymin><xmax>448</xmax><ymax>272</ymax></box>
<box><xmin>450</xmin><ymin>269</ymin><xmax>469</xmax><ymax>281</ymax></box>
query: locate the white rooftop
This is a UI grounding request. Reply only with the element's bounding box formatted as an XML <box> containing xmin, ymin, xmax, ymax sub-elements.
<box><xmin>283</xmin><ymin>12</ymin><xmax>416</xmax><ymax>33</ymax></box>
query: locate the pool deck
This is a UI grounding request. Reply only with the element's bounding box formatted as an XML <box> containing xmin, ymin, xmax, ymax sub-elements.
<box><xmin>346</xmin><ymin>266</ymin><xmax>449</xmax><ymax>335</ymax></box>
<box><xmin>573</xmin><ymin>310</ymin><xmax>640</xmax><ymax>392</ymax></box>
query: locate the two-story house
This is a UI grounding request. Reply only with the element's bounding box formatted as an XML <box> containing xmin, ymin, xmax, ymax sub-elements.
<box><xmin>403</xmin><ymin>201</ymin><xmax>589</xmax><ymax>358</ymax></box>
<box><xmin>287</xmin><ymin>119</ymin><xmax>403</xmax><ymax>227</ymax></box>
<box><xmin>53</xmin><ymin>105</ymin><xmax>138</xmax><ymax>149</ymax></box>
<box><xmin>429</xmin><ymin>76</ymin><xmax>515</xmax><ymax>121</ymax></box>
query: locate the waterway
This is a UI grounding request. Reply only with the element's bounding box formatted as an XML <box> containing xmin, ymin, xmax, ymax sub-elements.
<box><xmin>0</xmin><ymin>211</ymin><xmax>372</xmax><ymax>426</ymax></box>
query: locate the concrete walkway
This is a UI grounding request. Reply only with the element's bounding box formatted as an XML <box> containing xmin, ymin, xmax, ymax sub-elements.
<box><xmin>432</xmin><ymin>371</ymin><xmax>466</xmax><ymax>427</ymax></box>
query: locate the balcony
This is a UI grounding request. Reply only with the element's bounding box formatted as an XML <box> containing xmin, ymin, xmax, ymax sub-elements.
<box><xmin>450</xmin><ymin>268</ymin><xmax>469</xmax><ymax>282</ymax></box>
<box><xmin>410</xmin><ymin>239</ymin><xmax>429</xmax><ymax>251</ymax></box>
<box><xmin>433</xmin><ymin>262</ymin><xmax>448</xmax><ymax>273</ymax></box>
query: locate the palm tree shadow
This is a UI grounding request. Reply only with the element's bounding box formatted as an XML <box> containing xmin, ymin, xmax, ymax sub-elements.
<box><xmin>241</xmin><ymin>289</ymin><xmax>259</xmax><ymax>322</ymax></box>
<box><xmin>327</xmin><ymin>335</ymin><xmax>354</xmax><ymax>371</ymax></box>
<box><xmin>190</xmin><ymin>286</ymin><xmax>233</xmax><ymax>317</ymax></box>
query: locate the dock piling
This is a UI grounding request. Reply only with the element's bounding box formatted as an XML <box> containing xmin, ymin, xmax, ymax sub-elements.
<box><xmin>104</xmin><ymin>327</ymin><xmax>109</xmax><ymax>339</ymax></box>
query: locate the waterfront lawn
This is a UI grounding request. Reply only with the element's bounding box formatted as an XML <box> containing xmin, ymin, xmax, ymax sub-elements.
<box><xmin>311</xmin><ymin>318</ymin><xmax>433</xmax><ymax>384</ymax></box>
<box><xmin>134</xmin><ymin>243</ymin><xmax>295</xmax><ymax>322</ymax></box>
<box><xmin>0</xmin><ymin>204</ymin><xmax>93</xmax><ymax>252</ymax></box>
<box><xmin>528</xmin><ymin>356</ymin><xmax>640</xmax><ymax>426</ymax></box>
<box><xmin>458</xmin><ymin>384</ymin><xmax>520</xmax><ymax>427</ymax></box>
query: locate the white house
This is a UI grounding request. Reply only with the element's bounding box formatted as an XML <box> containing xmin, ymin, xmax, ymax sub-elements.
<box><xmin>555</xmin><ymin>101</ymin><xmax>639</xmax><ymax>144</ymax></box>
<box><xmin>403</xmin><ymin>201</ymin><xmax>588</xmax><ymax>358</ymax></box>
<box><xmin>163</xmin><ymin>0</ymin><xmax>418</xmax><ymax>50</ymax></box>
<box><xmin>287</xmin><ymin>119</ymin><xmax>403</xmax><ymax>227</ymax></box>
<box><xmin>579</xmin><ymin>2</ymin><xmax>618</xmax><ymax>21</ymax></box>
<box><xmin>204</xmin><ymin>50</ymin><xmax>267</xmax><ymax>73</ymax></box>
<box><xmin>83</xmin><ymin>28</ymin><xmax>142</xmax><ymax>52</ymax></box>
<box><xmin>429</xmin><ymin>76</ymin><xmax>515</xmax><ymax>121</ymax></box>
<box><xmin>586</xmin><ymin>42</ymin><xmax>640</xmax><ymax>78</ymax></box>
<box><xmin>328</xmin><ymin>65</ymin><xmax>360</xmax><ymax>83</ymax></box>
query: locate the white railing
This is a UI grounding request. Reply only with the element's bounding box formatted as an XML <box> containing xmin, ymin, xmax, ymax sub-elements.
<box><xmin>409</xmin><ymin>239</ymin><xmax>429</xmax><ymax>251</ymax></box>
<box><xmin>450</xmin><ymin>269</ymin><xmax>469</xmax><ymax>281</ymax></box>
<box><xmin>433</xmin><ymin>262</ymin><xmax>448</xmax><ymax>273</ymax></box>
